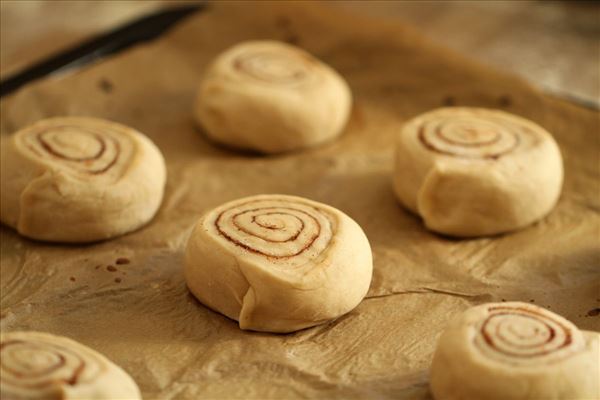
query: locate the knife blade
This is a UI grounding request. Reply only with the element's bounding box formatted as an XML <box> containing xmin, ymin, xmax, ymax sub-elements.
<box><xmin>0</xmin><ymin>4</ymin><xmax>203</xmax><ymax>98</ymax></box>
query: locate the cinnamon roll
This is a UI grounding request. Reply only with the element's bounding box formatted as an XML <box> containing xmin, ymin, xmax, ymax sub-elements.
<box><xmin>0</xmin><ymin>331</ymin><xmax>141</xmax><ymax>400</ymax></box>
<box><xmin>430</xmin><ymin>302</ymin><xmax>599</xmax><ymax>400</ymax></box>
<box><xmin>393</xmin><ymin>108</ymin><xmax>563</xmax><ymax>237</ymax></box>
<box><xmin>0</xmin><ymin>117</ymin><xmax>166</xmax><ymax>242</ymax></box>
<box><xmin>193</xmin><ymin>40</ymin><xmax>352</xmax><ymax>153</ymax></box>
<box><xmin>184</xmin><ymin>194</ymin><xmax>372</xmax><ymax>333</ymax></box>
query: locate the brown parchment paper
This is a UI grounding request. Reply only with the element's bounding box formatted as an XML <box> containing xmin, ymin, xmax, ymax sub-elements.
<box><xmin>1</xmin><ymin>2</ymin><xmax>599</xmax><ymax>399</ymax></box>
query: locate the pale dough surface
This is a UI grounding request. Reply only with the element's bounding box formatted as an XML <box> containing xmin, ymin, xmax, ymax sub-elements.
<box><xmin>0</xmin><ymin>117</ymin><xmax>166</xmax><ymax>243</ymax></box>
<box><xmin>393</xmin><ymin>107</ymin><xmax>563</xmax><ymax>237</ymax></box>
<box><xmin>193</xmin><ymin>40</ymin><xmax>352</xmax><ymax>153</ymax></box>
<box><xmin>430</xmin><ymin>302</ymin><xmax>600</xmax><ymax>400</ymax></box>
<box><xmin>0</xmin><ymin>331</ymin><xmax>141</xmax><ymax>400</ymax></box>
<box><xmin>185</xmin><ymin>194</ymin><xmax>373</xmax><ymax>333</ymax></box>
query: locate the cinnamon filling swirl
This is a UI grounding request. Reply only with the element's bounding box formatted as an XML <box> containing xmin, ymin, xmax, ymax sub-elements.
<box><xmin>475</xmin><ymin>306</ymin><xmax>579</xmax><ymax>365</ymax></box>
<box><xmin>233</xmin><ymin>51</ymin><xmax>311</xmax><ymax>84</ymax></box>
<box><xmin>212</xmin><ymin>198</ymin><xmax>334</xmax><ymax>262</ymax></box>
<box><xmin>417</xmin><ymin>117</ymin><xmax>521</xmax><ymax>159</ymax></box>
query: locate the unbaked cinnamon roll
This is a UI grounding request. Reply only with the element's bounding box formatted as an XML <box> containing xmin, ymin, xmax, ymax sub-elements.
<box><xmin>184</xmin><ymin>194</ymin><xmax>373</xmax><ymax>333</ymax></box>
<box><xmin>393</xmin><ymin>108</ymin><xmax>563</xmax><ymax>237</ymax></box>
<box><xmin>430</xmin><ymin>302</ymin><xmax>599</xmax><ymax>400</ymax></box>
<box><xmin>193</xmin><ymin>40</ymin><xmax>352</xmax><ymax>153</ymax></box>
<box><xmin>0</xmin><ymin>331</ymin><xmax>141</xmax><ymax>400</ymax></box>
<box><xmin>0</xmin><ymin>117</ymin><xmax>166</xmax><ymax>242</ymax></box>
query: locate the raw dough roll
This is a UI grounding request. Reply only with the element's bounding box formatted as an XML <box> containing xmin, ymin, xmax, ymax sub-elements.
<box><xmin>430</xmin><ymin>302</ymin><xmax>600</xmax><ymax>400</ymax></box>
<box><xmin>193</xmin><ymin>40</ymin><xmax>352</xmax><ymax>153</ymax></box>
<box><xmin>392</xmin><ymin>108</ymin><xmax>563</xmax><ymax>237</ymax></box>
<box><xmin>185</xmin><ymin>194</ymin><xmax>372</xmax><ymax>333</ymax></box>
<box><xmin>0</xmin><ymin>117</ymin><xmax>166</xmax><ymax>242</ymax></box>
<box><xmin>0</xmin><ymin>331</ymin><xmax>141</xmax><ymax>400</ymax></box>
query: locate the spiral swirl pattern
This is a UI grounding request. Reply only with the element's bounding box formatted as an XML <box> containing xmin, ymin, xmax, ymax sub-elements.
<box><xmin>0</xmin><ymin>335</ymin><xmax>104</xmax><ymax>397</ymax></box>
<box><xmin>211</xmin><ymin>197</ymin><xmax>335</xmax><ymax>266</ymax></box>
<box><xmin>417</xmin><ymin>114</ymin><xmax>527</xmax><ymax>159</ymax></box>
<box><xmin>18</xmin><ymin>120</ymin><xmax>133</xmax><ymax>179</ymax></box>
<box><xmin>474</xmin><ymin>305</ymin><xmax>581</xmax><ymax>366</ymax></box>
<box><xmin>233</xmin><ymin>50</ymin><xmax>313</xmax><ymax>85</ymax></box>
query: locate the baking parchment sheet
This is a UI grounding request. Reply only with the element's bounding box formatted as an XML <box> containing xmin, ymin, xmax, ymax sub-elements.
<box><xmin>1</xmin><ymin>2</ymin><xmax>599</xmax><ymax>399</ymax></box>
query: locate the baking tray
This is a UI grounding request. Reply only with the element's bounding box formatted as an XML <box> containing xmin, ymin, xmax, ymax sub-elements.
<box><xmin>1</xmin><ymin>3</ymin><xmax>598</xmax><ymax>399</ymax></box>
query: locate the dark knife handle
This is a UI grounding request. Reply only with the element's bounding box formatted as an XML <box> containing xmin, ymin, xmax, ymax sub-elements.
<box><xmin>0</xmin><ymin>4</ymin><xmax>203</xmax><ymax>98</ymax></box>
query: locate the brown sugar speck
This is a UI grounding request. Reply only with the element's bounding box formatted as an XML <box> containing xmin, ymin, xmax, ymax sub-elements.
<box><xmin>70</xmin><ymin>277</ymin><xmax>76</xmax><ymax>282</ymax></box>
<box><xmin>106</xmin><ymin>265</ymin><xmax>117</xmax><ymax>272</ymax></box>
<box><xmin>285</xmin><ymin>33</ymin><xmax>300</xmax><ymax>45</ymax></box>
<box><xmin>94</xmin><ymin>265</ymin><xmax>101</xmax><ymax>270</ymax></box>
<box><xmin>114</xmin><ymin>278</ymin><xmax>122</xmax><ymax>283</ymax></box>
<box><xmin>115</xmin><ymin>257</ymin><xmax>130</xmax><ymax>265</ymax></box>
<box><xmin>98</xmin><ymin>78</ymin><xmax>113</xmax><ymax>93</ymax></box>
<box><xmin>442</xmin><ymin>96</ymin><xmax>456</xmax><ymax>106</ymax></box>
<box><xmin>498</xmin><ymin>95</ymin><xmax>512</xmax><ymax>107</ymax></box>
<box><xmin>587</xmin><ymin>308</ymin><xmax>600</xmax><ymax>317</ymax></box>
<box><xmin>529</xmin><ymin>299</ymin><xmax>535</xmax><ymax>303</ymax></box>
<box><xmin>501</xmin><ymin>299</ymin><xmax>506</xmax><ymax>302</ymax></box>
